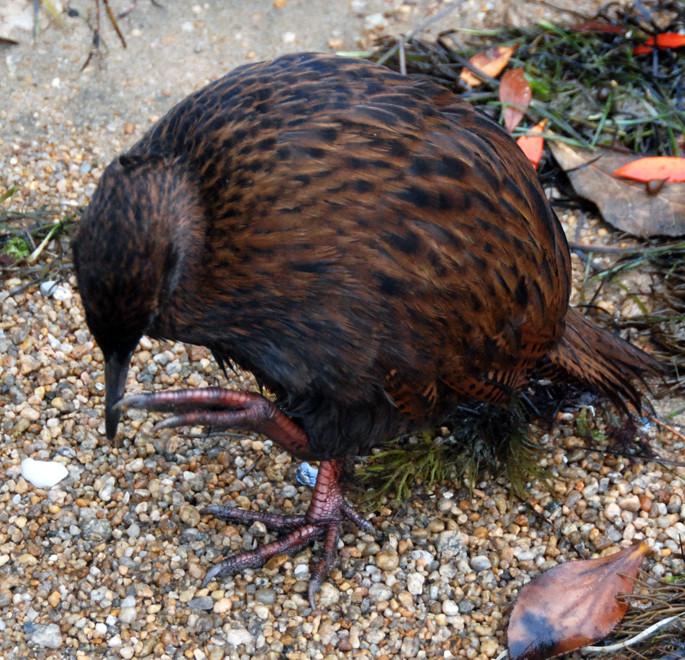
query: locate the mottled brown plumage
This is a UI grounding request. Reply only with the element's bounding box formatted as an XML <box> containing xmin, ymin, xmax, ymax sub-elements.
<box><xmin>73</xmin><ymin>53</ymin><xmax>660</xmax><ymax>604</ymax></box>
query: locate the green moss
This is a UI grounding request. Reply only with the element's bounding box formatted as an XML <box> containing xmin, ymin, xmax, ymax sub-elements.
<box><xmin>356</xmin><ymin>397</ymin><xmax>549</xmax><ymax>509</ymax></box>
<box><xmin>3</xmin><ymin>235</ymin><xmax>30</xmax><ymax>260</ymax></box>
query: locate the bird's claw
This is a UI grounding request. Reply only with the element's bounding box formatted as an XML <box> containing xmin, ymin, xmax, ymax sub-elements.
<box><xmin>113</xmin><ymin>387</ymin><xmax>312</xmax><ymax>457</ymax></box>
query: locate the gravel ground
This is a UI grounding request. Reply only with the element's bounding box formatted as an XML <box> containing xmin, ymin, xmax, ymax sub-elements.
<box><xmin>1</xmin><ymin>1</ymin><xmax>684</xmax><ymax>659</ymax></box>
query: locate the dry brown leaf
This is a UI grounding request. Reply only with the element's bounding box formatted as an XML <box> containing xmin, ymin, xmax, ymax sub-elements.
<box><xmin>508</xmin><ymin>542</ymin><xmax>649</xmax><ymax>660</ymax></box>
<box><xmin>517</xmin><ymin>119</ymin><xmax>548</xmax><ymax>169</ymax></box>
<box><xmin>613</xmin><ymin>156</ymin><xmax>685</xmax><ymax>183</ymax></box>
<box><xmin>549</xmin><ymin>141</ymin><xmax>685</xmax><ymax>237</ymax></box>
<box><xmin>460</xmin><ymin>44</ymin><xmax>518</xmax><ymax>87</ymax></box>
<box><xmin>500</xmin><ymin>69</ymin><xmax>532</xmax><ymax>133</ymax></box>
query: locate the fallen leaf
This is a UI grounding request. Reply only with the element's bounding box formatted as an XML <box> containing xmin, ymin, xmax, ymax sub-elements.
<box><xmin>508</xmin><ymin>543</ymin><xmax>649</xmax><ymax>660</ymax></box>
<box><xmin>569</xmin><ymin>21</ymin><xmax>626</xmax><ymax>34</ymax></box>
<box><xmin>549</xmin><ymin>141</ymin><xmax>685</xmax><ymax>236</ymax></box>
<box><xmin>613</xmin><ymin>156</ymin><xmax>685</xmax><ymax>183</ymax></box>
<box><xmin>633</xmin><ymin>32</ymin><xmax>685</xmax><ymax>55</ymax></box>
<box><xmin>516</xmin><ymin>119</ymin><xmax>548</xmax><ymax>169</ymax></box>
<box><xmin>645</xmin><ymin>32</ymin><xmax>685</xmax><ymax>49</ymax></box>
<box><xmin>500</xmin><ymin>69</ymin><xmax>532</xmax><ymax>133</ymax></box>
<box><xmin>460</xmin><ymin>44</ymin><xmax>518</xmax><ymax>87</ymax></box>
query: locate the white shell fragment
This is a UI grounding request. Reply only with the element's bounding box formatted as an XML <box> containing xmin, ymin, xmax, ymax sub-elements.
<box><xmin>20</xmin><ymin>458</ymin><xmax>68</xmax><ymax>488</ymax></box>
<box><xmin>39</xmin><ymin>280</ymin><xmax>72</xmax><ymax>301</ymax></box>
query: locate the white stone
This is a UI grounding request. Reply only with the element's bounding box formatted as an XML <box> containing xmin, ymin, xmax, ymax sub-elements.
<box><xmin>407</xmin><ymin>572</ymin><xmax>424</xmax><ymax>595</ymax></box>
<box><xmin>29</xmin><ymin>623</ymin><xmax>62</xmax><ymax>649</ymax></box>
<box><xmin>470</xmin><ymin>555</ymin><xmax>492</xmax><ymax>571</ymax></box>
<box><xmin>118</xmin><ymin>607</ymin><xmax>137</xmax><ymax>624</ymax></box>
<box><xmin>442</xmin><ymin>599</ymin><xmax>460</xmax><ymax>616</ymax></box>
<box><xmin>225</xmin><ymin>628</ymin><xmax>253</xmax><ymax>646</ymax></box>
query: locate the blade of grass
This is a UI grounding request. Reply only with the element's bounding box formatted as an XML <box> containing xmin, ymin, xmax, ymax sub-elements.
<box><xmin>0</xmin><ymin>186</ymin><xmax>19</xmax><ymax>204</ymax></box>
<box><xmin>590</xmin><ymin>91</ymin><xmax>614</xmax><ymax>148</ymax></box>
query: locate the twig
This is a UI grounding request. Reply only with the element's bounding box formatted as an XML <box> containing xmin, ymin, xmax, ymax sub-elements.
<box><xmin>103</xmin><ymin>0</ymin><xmax>127</xmax><ymax>48</ymax></box>
<box><xmin>583</xmin><ymin>613</ymin><xmax>684</xmax><ymax>653</ymax></box>
<box><xmin>398</xmin><ymin>37</ymin><xmax>406</xmax><ymax>76</ymax></box>
<box><xmin>568</xmin><ymin>242</ymin><xmax>648</xmax><ymax>255</ymax></box>
<box><xmin>377</xmin><ymin>1</ymin><xmax>465</xmax><ymax>66</ymax></box>
<box><xmin>643</xmin><ymin>411</ymin><xmax>685</xmax><ymax>444</ymax></box>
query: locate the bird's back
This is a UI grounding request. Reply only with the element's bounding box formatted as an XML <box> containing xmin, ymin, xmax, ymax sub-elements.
<box><xmin>118</xmin><ymin>53</ymin><xmax>573</xmax><ymax>456</ymax></box>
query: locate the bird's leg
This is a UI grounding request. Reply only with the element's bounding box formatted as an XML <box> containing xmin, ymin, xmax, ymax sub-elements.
<box><xmin>116</xmin><ymin>387</ymin><xmax>311</xmax><ymax>457</ymax></box>
<box><xmin>204</xmin><ymin>457</ymin><xmax>374</xmax><ymax>607</ymax></box>
<box><xmin>116</xmin><ymin>388</ymin><xmax>374</xmax><ymax>606</ymax></box>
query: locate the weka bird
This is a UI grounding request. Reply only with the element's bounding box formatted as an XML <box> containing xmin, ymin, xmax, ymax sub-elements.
<box><xmin>73</xmin><ymin>53</ymin><xmax>660</xmax><ymax>605</ymax></box>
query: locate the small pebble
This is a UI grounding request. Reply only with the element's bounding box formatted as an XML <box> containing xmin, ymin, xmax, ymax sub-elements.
<box><xmin>318</xmin><ymin>583</ymin><xmax>340</xmax><ymax>607</ymax></box>
<box><xmin>118</xmin><ymin>607</ymin><xmax>137</xmax><ymax>624</ymax></box>
<box><xmin>29</xmin><ymin>624</ymin><xmax>62</xmax><ymax>649</ymax></box>
<box><xmin>376</xmin><ymin>550</ymin><xmax>399</xmax><ymax>570</ymax></box>
<box><xmin>406</xmin><ymin>573</ymin><xmax>424</xmax><ymax>595</ymax></box>
<box><xmin>605</xmin><ymin>502</ymin><xmax>621</xmax><ymax>518</ymax></box>
<box><xmin>225</xmin><ymin>628</ymin><xmax>253</xmax><ymax>646</ymax></box>
<box><xmin>470</xmin><ymin>555</ymin><xmax>492</xmax><ymax>571</ymax></box>
<box><xmin>442</xmin><ymin>599</ymin><xmax>460</xmax><ymax>616</ymax></box>
<box><xmin>179</xmin><ymin>502</ymin><xmax>201</xmax><ymax>527</ymax></box>
<box><xmin>254</xmin><ymin>604</ymin><xmax>270</xmax><ymax>620</ymax></box>
<box><xmin>618</xmin><ymin>495</ymin><xmax>642</xmax><ymax>512</ymax></box>
<box><xmin>188</xmin><ymin>597</ymin><xmax>214</xmax><ymax>611</ymax></box>
<box><xmin>82</xmin><ymin>519</ymin><xmax>113</xmax><ymax>542</ymax></box>
<box><xmin>370</xmin><ymin>583</ymin><xmax>393</xmax><ymax>604</ymax></box>
<box><xmin>255</xmin><ymin>587</ymin><xmax>276</xmax><ymax>604</ymax></box>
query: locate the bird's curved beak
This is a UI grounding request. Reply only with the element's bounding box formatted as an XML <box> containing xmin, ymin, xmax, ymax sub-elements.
<box><xmin>104</xmin><ymin>349</ymin><xmax>134</xmax><ymax>440</ymax></box>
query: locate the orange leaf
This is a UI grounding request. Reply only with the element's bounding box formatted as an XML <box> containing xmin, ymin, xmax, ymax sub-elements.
<box><xmin>516</xmin><ymin>119</ymin><xmax>548</xmax><ymax>169</ymax></box>
<box><xmin>460</xmin><ymin>44</ymin><xmax>518</xmax><ymax>87</ymax></box>
<box><xmin>500</xmin><ymin>69</ymin><xmax>532</xmax><ymax>133</ymax></box>
<box><xmin>570</xmin><ymin>21</ymin><xmax>626</xmax><ymax>34</ymax></box>
<box><xmin>646</xmin><ymin>32</ymin><xmax>685</xmax><ymax>49</ymax></box>
<box><xmin>613</xmin><ymin>157</ymin><xmax>685</xmax><ymax>183</ymax></box>
<box><xmin>508</xmin><ymin>543</ymin><xmax>649</xmax><ymax>660</ymax></box>
<box><xmin>632</xmin><ymin>44</ymin><xmax>654</xmax><ymax>55</ymax></box>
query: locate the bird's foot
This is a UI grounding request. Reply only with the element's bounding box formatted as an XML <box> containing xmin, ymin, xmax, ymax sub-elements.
<box><xmin>202</xmin><ymin>458</ymin><xmax>374</xmax><ymax>608</ymax></box>
<box><xmin>115</xmin><ymin>387</ymin><xmax>311</xmax><ymax>457</ymax></box>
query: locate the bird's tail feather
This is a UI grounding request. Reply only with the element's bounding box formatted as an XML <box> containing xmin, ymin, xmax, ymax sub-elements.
<box><xmin>540</xmin><ymin>307</ymin><xmax>664</xmax><ymax>412</ymax></box>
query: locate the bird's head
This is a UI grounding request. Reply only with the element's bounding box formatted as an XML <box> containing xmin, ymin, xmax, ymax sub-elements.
<box><xmin>73</xmin><ymin>153</ymin><xmax>202</xmax><ymax>439</ymax></box>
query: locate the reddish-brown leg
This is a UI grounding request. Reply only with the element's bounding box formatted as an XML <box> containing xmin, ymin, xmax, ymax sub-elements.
<box><xmin>116</xmin><ymin>388</ymin><xmax>374</xmax><ymax>607</ymax></box>
<box><xmin>117</xmin><ymin>387</ymin><xmax>312</xmax><ymax>457</ymax></box>
<box><xmin>203</xmin><ymin>458</ymin><xmax>373</xmax><ymax>607</ymax></box>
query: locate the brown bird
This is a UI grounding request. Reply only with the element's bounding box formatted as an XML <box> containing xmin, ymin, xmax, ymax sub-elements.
<box><xmin>73</xmin><ymin>52</ymin><xmax>660</xmax><ymax>605</ymax></box>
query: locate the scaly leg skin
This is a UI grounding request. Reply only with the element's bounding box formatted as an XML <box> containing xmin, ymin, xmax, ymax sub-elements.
<box><xmin>116</xmin><ymin>388</ymin><xmax>375</xmax><ymax>607</ymax></box>
<box><xmin>116</xmin><ymin>387</ymin><xmax>312</xmax><ymax>457</ymax></box>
